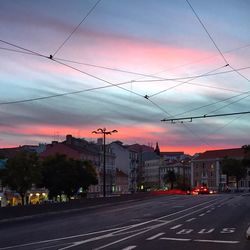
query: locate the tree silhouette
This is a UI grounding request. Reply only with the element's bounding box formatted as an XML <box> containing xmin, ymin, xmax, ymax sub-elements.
<box><xmin>221</xmin><ymin>157</ymin><xmax>247</xmax><ymax>190</ymax></box>
<box><xmin>0</xmin><ymin>152</ymin><xmax>40</xmax><ymax>205</ymax></box>
<box><xmin>163</xmin><ymin>170</ymin><xmax>177</xmax><ymax>190</ymax></box>
<box><xmin>40</xmin><ymin>154</ymin><xmax>98</xmax><ymax>200</ymax></box>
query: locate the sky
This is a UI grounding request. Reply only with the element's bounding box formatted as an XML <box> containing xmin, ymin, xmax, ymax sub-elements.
<box><xmin>0</xmin><ymin>0</ymin><xmax>250</xmax><ymax>155</ymax></box>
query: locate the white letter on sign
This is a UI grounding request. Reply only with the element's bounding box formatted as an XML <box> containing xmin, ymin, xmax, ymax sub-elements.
<box><xmin>220</xmin><ymin>228</ymin><xmax>236</xmax><ymax>234</ymax></box>
<box><xmin>198</xmin><ymin>228</ymin><xmax>215</xmax><ymax>234</ymax></box>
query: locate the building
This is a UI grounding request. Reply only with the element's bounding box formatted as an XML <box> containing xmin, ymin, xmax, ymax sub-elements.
<box><xmin>161</xmin><ymin>151</ymin><xmax>185</xmax><ymax>161</ymax></box>
<box><xmin>144</xmin><ymin>157</ymin><xmax>161</xmax><ymax>189</ymax></box>
<box><xmin>41</xmin><ymin>135</ymin><xmax>116</xmax><ymax>196</ymax></box>
<box><xmin>115</xmin><ymin>169</ymin><xmax>129</xmax><ymax>194</ymax></box>
<box><xmin>127</xmin><ymin>144</ymin><xmax>154</xmax><ymax>191</ymax></box>
<box><xmin>159</xmin><ymin>159</ymin><xmax>191</xmax><ymax>189</ymax></box>
<box><xmin>145</xmin><ymin>156</ymin><xmax>191</xmax><ymax>190</ymax></box>
<box><xmin>191</xmin><ymin>148</ymin><xmax>250</xmax><ymax>191</ymax></box>
<box><xmin>109</xmin><ymin>141</ymin><xmax>138</xmax><ymax>193</ymax></box>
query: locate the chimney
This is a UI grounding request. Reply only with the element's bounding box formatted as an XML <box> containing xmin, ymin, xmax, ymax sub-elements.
<box><xmin>66</xmin><ymin>134</ymin><xmax>73</xmax><ymax>144</ymax></box>
<box><xmin>97</xmin><ymin>138</ymin><xmax>103</xmax><ymax>145</ymax></box>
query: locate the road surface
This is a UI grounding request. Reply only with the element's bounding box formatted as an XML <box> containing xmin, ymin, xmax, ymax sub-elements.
<box><xmin>0</xmin><ymin>193</ymin><xmax>249</xmax><ymax>250</ymax></box>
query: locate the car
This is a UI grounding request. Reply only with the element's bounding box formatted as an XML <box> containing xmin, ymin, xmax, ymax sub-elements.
<box><xmin>197</xmin><ymin>186</ymin><xmax>210</xmax><ymax>194</ymax></box>
<box><xmin>187</xmin><ymin>186</ymin><xmax>210</xmax><ymax>195</ymax></box>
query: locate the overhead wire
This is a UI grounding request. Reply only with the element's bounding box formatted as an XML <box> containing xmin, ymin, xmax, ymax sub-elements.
<box><xmin>148</xmin><ymin>64</ymin><xmax>229</xmax><ymax>98</ymax></box>
<box><xmin>0</xmin><ymin>39</ymin><xmax>47</xmax><ymax>59</ymax></box>
<box><xmin>54</xmin><ymin>41</ymin><xmax>250</xmax><ymax>80</ymax></box>
<box><xmin>161</xmin><ymin>111</ymin><xmax>250</xmax><ymax>122</ymax></box>
<box><xmin>208</xmin><ymin>114</ymin><xmax>247</xmax><ymax>135</ymax></box>
<box><xmin>186</xmin><ymin>0</ymin><xmax>249</xmax><ymax>82</ymax></box>
<box><xmin>0</xmin><ymin>47</ymin><xmax>36</xmax><ymax>56</ymax></box>
<box><xmin>1</xmin><ymin>39</ymin><xmax>249</xmax><ymax>87</ymax></box>
<box><xmin>1</xmin><ymin>42</ymin><xmax>250</xmax><ymax>82</ymax></box>
<box><xmin>0</xmin><ymin>37</ymin><xmax>248</xmax><ymax>150</ymax></box>
<box><xmin>52</xmin><ymin>0</ymin><xmax>102</xmax><ymax>57</ymax></box>
<box><xmin>54</xmin><ymin>57</ymin><xmax>159</xmax><ymax>79</ymax></box>
<box><xmin>0</xmin><ymin>80</ymin><xmax>136</xmax><ymax>105</ymax></box>
<box><xmin>173</xmin><ymin>90</ymin><xmax>250</xmax><ymax>117</ymax></box>
<box><xmin>0</xmin><ymin>39</ymin><xmax>144</xmax><ymax>100</ymax></box>
<box><xmin>0</xmin><ymin>44</ymin><xmax>248</xmax><ymax>98</ymax></box>
<box><xmin>131</xmin><ymin>66</ymin><xmax>250</xmax><ymax>83</ymax></box>
<box><xmin>186</xmin><ymin>0</ymin><xmax>227</xmax><ymax>65</ymax></box>
<box><xmin>51</xmin><ymin>58</ymin><xmax>144</xmax><ymax>98</ymax></box>
<box><xmin>205</xmin><ymin>94</ymin><xmax>250</xmax><ymax>115</ymax></box>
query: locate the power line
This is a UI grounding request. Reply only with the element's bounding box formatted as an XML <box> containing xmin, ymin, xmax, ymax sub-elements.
<box><xmin>0</xmin><ymin>39</ymin><xmax>47</xmax><ymax>59</ymax></box>
<box><xmin>0</xmin><ymin>47</ymin><xmax>35</xmax><ymax>56</ymax></box>
<box><xmin>144</xmin><ymin>96</ymin><xmax>172</xmax><ymax>117</ymax></box>
<box><xmin>208</xmin><ymin>114</ymin><xmax>246</xmax><ymax>135</ymax></box>
<box><xmin>0</xmin><ymin>39</ymin><xmax>144</xmax><ymax>100</ymax></box>
<box><xmin>0</xmin><ymin>43</ymin><xmax>244</xmax><ymax>95</ymax></box>
<box><xmin>144</xmin><ymin>95</ymin><xmax>211</xmax><ymax>146</ymax></box>
<box><xmin>2</xmin><ymin>41</ymin><xmax>250</xmax><ymax>81</ymax></box>
<box><xmin>51</xmin><ymin>58</ymin><xmax>144</xmax><ymax>98</ymax></box>
<box><xmin>53</xmin><ymin>0</ymin><xmax>102</xmax><ymax>57</ymax></box>
<box><xmin>0</xmin><ymin>80</ymin><xmax>135</xmax><ymax>105</ymax></box>
<box><xmin>149</xmin><ymin>64</ymin><xmax>228</xmax><ymax>98</ymax></box>
<box><xmin>206</xmin><ymin>94</ymin><xmax>250</xmax><ymax>115</ymax></box>
<box><xmin>132</xmin><ymin>66</ymin><xmax>250</xmax><ymax>83</ymax></box>
<box><xmin>173</xmin><ymin>90</ymin><xmax>250</xmax><ymax>117</ymax></box>
<box><xmin>54</xmin><ymin>42</ymin><xmax>250</xmax><ymax>80</ymax></box>
<box><xmin>186</xmin><ymin>0</ymin><xmax>228</xmax><ymax>65</ymax></box>
<box><xmin>54</xmin><ymin>57</ymin><xmax>158</xmax><ymax>79</ymax></box>
<box><xmin>161</xmin><ymin>111</ymin><xmax>250</xmax><ymax>122</ymax></box>
<box><xmin>186</xmin><ymin>0</ymin><xmax>250</xmax><ymax>83</ymax></box>
<box><xmin>1</xmin><ymin>40</ymin><xmax>249</xmax><ymax>91</ymax></box>
<box><xmin>229</xmin><ymin>65</ymin><xmax>250</xmax><ymax>82</ymax></box>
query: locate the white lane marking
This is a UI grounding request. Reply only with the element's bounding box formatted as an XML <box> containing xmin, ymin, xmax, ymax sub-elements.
<box><xmin>153</xmin><ymin>219</ymin><xmax>169</xmax><ymax>223</ymax></box>
<box><xmin>160</xmin><ymin>237</ymin><xmax>191</xmax><ymax>242</ymax></box>
<box><xmin>0</xmin><ymin>225</ymin><xmax>134</xmax><ymax>250</ymax></box>
<box><xmin>146</xmin><ymin>233</ymin><xmax>165</xmax><ymax>240</ymax></box>
<box><xmin>206</xmin><ymin>210</ymin><xmax>211</xmax><ymax>213</ymax></box>
<box><xmin>92</xmin><ymin>198</ymin><xmax>226</xmax><ymax>250</ymax></box>
<box><xmin>186</xmin><ymin>218</ymin><xmax>196</xmax><ymax>222</ymax></box>
<box><xmin>176</xmin><ymin>229</ymin><xmax>193</xmax><ymax>235</ymax></box>
<box><xmin>194</xmin><ymin>239</ymin><xmax>239</xmax><ymax>244</ymax></box>
<box><xmin>198</xmin><ymin>228</ymin><xmax>214</xmax><ymax>234</ymax></box>
<box><xmin>121</xmin><ymin>246</ymin><xmax>137</xmax><ymax>250</ymax></box>
<box><xmin>220</xmin><ymin>228</ymin><xmax>236</xmax><ymax>234</ymax></box>
<box><xmin>246</xmin><ymin>226</ymin><xmax>250</xmax><ymax>239</ymax></box>
<box><xmin>170</xmin><ymin>224</ymin><xmax>183</xmax><ymax>230</ymax></box>
<box><xmin>199</xmin><ymin>213</ymin><xmax>205</xmax><ymax>217</ymax></box>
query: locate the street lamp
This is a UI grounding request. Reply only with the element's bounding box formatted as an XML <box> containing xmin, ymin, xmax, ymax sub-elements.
<box><xmin>92</xmin><ymin>128</ymin><xmax>118</xmax><ymax>197</ymax></box>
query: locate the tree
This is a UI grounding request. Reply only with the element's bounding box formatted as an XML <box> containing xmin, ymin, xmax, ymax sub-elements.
<box><xmin>221</xmin><ymin>157</ymin><xmax>247</xmax><ymax>190</ymax></box>
<box><xmin>163</xmin><ymin>170</ymin><xmax>177</xmax><ymax>190</ymax></box>
<box><xmin>40</xmin><ymin>154</ymin><xmax>98</xmax><ymax>200</ymax></box>
<box><xmin>242</xmin><ymin>145</ymin><xmax>250</xmax><ymax>168</ymax></box>
<box><xmin>0</xmin><ymin>152</ymin><xmax>40</xmax><ymax>205</ymax></box>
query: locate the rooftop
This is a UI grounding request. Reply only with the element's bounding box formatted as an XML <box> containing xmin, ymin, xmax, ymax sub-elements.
<box><xmin>194</xmin><ymin>148</ymin><xmax>246</xmax><ymax>160</ymax></box>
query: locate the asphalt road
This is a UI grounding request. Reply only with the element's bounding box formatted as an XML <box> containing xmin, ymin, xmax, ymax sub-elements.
<box><xmin>0</xmin><ymin>193</ymin><xmax>250</xmax><ymax>250</ymax></box>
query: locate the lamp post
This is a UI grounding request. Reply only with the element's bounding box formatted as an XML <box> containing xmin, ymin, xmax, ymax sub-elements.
<box><xmin>92</xmin><ymin>128</ymin><xmax>118</xmax><ymax>197</ymax></box>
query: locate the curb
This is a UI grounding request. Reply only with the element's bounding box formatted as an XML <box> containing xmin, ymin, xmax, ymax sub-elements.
<box><xmin>246</xmin><ymin>226</ymin><xmax>250</xmax><ymax>240</ymax></box>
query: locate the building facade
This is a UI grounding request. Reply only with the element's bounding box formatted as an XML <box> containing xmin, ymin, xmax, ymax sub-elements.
<box><xmin>191</xmin><ymin>148</ymin><xmax>250</xmax><ymax>191</ymax></box>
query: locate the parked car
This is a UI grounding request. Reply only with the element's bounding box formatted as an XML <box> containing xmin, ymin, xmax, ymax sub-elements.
<box><xmin>187</xmin><ymin>186</ymin><xmax>211</xmax><ymax>195</ymax></box>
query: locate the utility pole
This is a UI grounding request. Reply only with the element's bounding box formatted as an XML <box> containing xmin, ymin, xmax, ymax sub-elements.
<box><xmin>92</xmin><ymin>128</ymin><xmax>118</xmax><ymax>197</ymax></box>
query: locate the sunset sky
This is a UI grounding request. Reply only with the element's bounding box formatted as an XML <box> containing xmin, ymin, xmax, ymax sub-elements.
<box><xmin>0</xmin><ymin>0</ymin><xmax>249</xmax><ymax>155</ymax></box>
